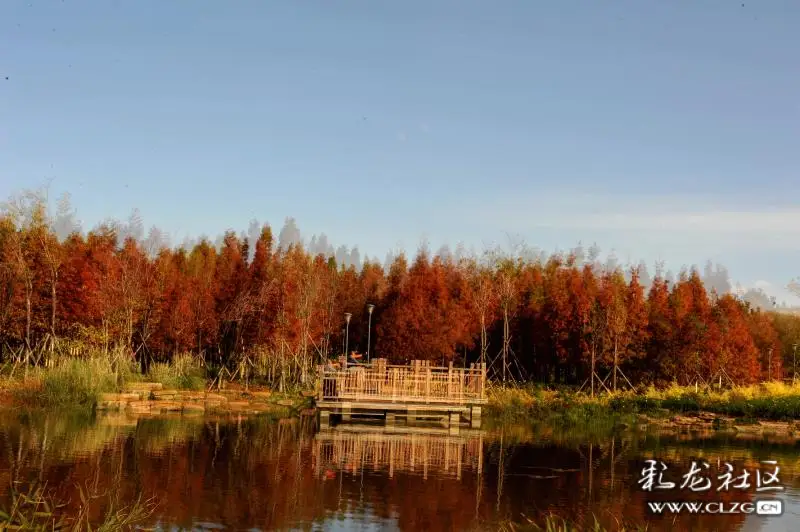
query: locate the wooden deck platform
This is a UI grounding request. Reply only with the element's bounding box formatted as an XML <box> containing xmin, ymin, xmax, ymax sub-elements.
<box><xmin>315</xmin><ymin>359</ymin><xmax>487</xmax><ymax>428</ymax></box>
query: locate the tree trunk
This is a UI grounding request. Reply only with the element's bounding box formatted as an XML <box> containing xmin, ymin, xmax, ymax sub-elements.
<box><xmin>127</xmin><ymin>309</ymin><xmax>134</xmax><ymax>350</ymax></box>
<box><xmin>480</xmin><ymin>313</ymin><xmax>487</xmax><ymax>366</ymax></box>
<box><xmin>613</xmin><ymin>336</ymin><xmax>618</xmax><ymax>392</ymax></box>
<box><xmin>24</xmin><ymin>285</ymin><xmax>32</xmax><ymax>376</ymax></box>
<box><xmin>25</xmin><ymin>290</ymin><xmax>32</xmax><ymax>352</ymax></box>
<box><xmin>502</xmin><ymin>306</ymin><xmax>509</xmax><ymax>383</ymax></box>
<box><xmin>50</xmin><ymin>270</ymin><xmax>57</xmax><ymax>340</ymax></box>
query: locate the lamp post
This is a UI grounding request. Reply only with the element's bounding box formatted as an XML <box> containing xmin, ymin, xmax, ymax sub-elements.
<box><xmin>768</xmin><ymin>348</ymin><xmax>773</xmax><ymax>382</ymax></box>
<box><xmin>793</xmin><ymin>344</ymin><xmax>798</xmax><ymax>384</ymax></box>
<box><xmin>366</xmin><ymin>304</ymin><xmax>375</xmax><ymax>363</ymax></box>
<box><xmin>344</xmin><ymin>313</ymin><xmax>352</xmax><ymax>359</ymax></box>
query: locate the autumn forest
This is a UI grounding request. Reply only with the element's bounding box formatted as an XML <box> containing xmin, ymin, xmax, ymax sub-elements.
<box><xmin>2</xmin><ymin>189</ymin><xmax>800</xmax><ymax>389</ymax></box>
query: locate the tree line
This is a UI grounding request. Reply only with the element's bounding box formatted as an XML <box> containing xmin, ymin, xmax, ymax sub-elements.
<box><xmin>2</xmin><ymin>190</ymin><xmax>800</xmax><ymax>389</ymax></box>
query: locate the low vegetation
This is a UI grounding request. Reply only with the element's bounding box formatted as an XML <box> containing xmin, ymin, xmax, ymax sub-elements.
<box><xmin>0</xmin><ymin>481</ymin><xmax>156</xmax><ymax>531</ymax></box>
<box><xmin>4</xmin><ymin>345</ymin><xmax>800</xmax><ymax>423</ymax></box>
<box><xmin>498</xmin><ymin>513</ymin><xmax>648</xmax><ymax>532</ymax></box>
<box><xmin>3</xmin><ymin>348</ymin><xmax>227</xmax><ymax>409</ymax></box>
<box><xmin>487</xmin><ymin>381</ymin><xmax>800</xmax><ymax>423</ymax></box>
<box><xmin>0</xmin><ymin>347</ymin><xmax>316</xmax><ymax>416</ymax></box>
<box><xmin>145</xmin><ymin>352</ymin><xmax>206</xmax><ymax>392</ymax></box>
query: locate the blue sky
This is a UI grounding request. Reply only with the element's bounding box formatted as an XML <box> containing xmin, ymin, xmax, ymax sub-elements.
<box><xmin>1</xmin><ymin>1</ymin><xmax>799</xmax><ymax>302</ymax></box>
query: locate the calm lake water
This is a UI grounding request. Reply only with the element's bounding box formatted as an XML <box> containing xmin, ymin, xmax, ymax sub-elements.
<box><xmin>0</xmin><ymin>410</ymin><xmax>798</xmax><ymax>531</ymax></box>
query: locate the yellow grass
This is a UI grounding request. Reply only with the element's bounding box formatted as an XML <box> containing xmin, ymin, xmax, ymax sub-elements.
<box><xmin>487</xmin><ymin>381</ymin><xmax>800</xmax><ymax>422</ymax></box>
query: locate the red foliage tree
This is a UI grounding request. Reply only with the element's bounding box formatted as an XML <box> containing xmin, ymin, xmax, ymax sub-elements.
<box><xmin>714</xmin><ymin>295</ymin><xmax>761</xmax><ymax>384</ymax></box>
<box><xmin>747</xmin><ymin>309</ymin><xmax>783</xmax><ymax>382</ymax></box>
<box><xmin>0</xmin><ymin>191</ymin><xmax>794</xmax><ymax>388</ymax></box>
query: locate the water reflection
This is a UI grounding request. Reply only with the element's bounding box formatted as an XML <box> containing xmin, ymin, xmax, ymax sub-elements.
<box><xmin>314</xmin><ymin>424</ymin><xmax>484</xmax><ymax>480</ymax></box>
<box><xmin>0</xmin><ymin>410</ymin><xmax>798</xmax><ymax>531</ymax></box>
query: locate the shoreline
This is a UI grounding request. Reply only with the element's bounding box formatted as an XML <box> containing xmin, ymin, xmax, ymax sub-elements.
<box><xmin>4</xmin><ymin>370</ymin><xmax>800</xmax><ymax>439</ymax></box>
<box><xmin>0</xmin><ymin>376</ymin><xmax>314</xmax><ymax>417</ymax></box>
<box><xmin>483</xmin><ymin>383</ymin><xmax>800</xmax><ymax>437</ymax></box>
<box><xmin>639</xmin><ymin>411</ymin><xmax>800</xmax><ymax>440</ymax></box>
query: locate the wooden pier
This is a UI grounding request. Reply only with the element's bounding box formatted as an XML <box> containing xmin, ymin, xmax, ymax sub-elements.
<box><xmin>315</xmin><ymin>359</ymin><xmax>487</xmax><ymax>428</ymax></box>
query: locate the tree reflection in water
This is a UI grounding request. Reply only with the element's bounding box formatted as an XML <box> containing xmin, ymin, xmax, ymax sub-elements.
<box><xmin>0</xmin><ymin>410</ymin><xmax>797</xmax><ymax>531</ymax></box>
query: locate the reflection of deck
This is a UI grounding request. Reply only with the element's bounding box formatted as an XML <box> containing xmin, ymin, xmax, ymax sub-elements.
<box><xmin>316</xmin><ymin>359</ymin><xmax>486</xmax><ymax>427</ymax></box>
<box><xmin>314</xmin><ymin>424</ymin><xmax>484</xmax><ymax>480</ymax></box>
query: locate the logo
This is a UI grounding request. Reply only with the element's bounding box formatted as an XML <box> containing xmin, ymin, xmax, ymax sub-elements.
<box><xmin>638</xmin><ymin>460</ymin><xmax>784</xmax><ymax>493</ymax></box>
<box><xmin>756</xmin><ymin>500</ymin><xmax>783</xmax><ymax>516</ymax></box>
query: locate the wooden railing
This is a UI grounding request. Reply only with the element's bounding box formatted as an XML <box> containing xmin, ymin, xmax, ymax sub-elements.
<box><xmin>316</xmin><ymin>359</ymin><xmax>487</xmax><ymax>405</ymax></box>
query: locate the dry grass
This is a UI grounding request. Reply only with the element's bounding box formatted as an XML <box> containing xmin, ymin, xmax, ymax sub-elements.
<box><xmin>0</xmin><ymin>481</ymin><xmax>156</xmax><ymax>531</ymax></box>
<box><xmin>497</xmin><ymin>513</ymin><xmax>648</xmax><ymax>532</ymax></box>
<box><xmin>487</xmin><ymin>381</ymin><xmax>800</xmax><ymax>422</ymax></box>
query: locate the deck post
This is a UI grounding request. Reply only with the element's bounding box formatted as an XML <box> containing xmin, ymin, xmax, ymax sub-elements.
<box><xmin>470</xmin><ymin>406</ymin><xmax>482</xmax><ymax>428</ymax></box>
<box><xmin>425</xmin><ymin>368</ymin><xmax>431</xmax><ymax>404</ymax></box>
<box><xmin>483</xmin><ymin>363</ymin><xmax>487</xmax><ymax>397</ymax></box>
<box><xmin>448</xmin><ymin>361</ymin><xmax>453</xmax><ymax>400</ymax></box>
<box><xmin>449</xmin><ymin>412</ymin><xmax>461</xmax><ymax>435</ymax></box>
<box><xmin>316</xmin><ymin>365</ymin><xmax>323</xmax><ymax>401</ymax></box>
<box><xmin>412</xmin><ymin>360</ymin><xmax>420</xmax><ymax>398</ymax></box>
<box><xmin>342</xmin><ymin>402</ymin><xmax>352</xmax><ymax>422</ymax></box>
<box><xmin>319</xmin><ymin>410</ymin><xmax>330</xmax><ymax>429</ymax></box>
<box><xmin>386</xmin><ymin>412</ymin><xmax>396</xmax><ymax>425</ymax></box>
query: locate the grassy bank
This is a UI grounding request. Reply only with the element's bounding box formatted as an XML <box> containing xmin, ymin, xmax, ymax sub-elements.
<box><xmin>1</xmin><ymin>354</ymin><xmax>203</xmax><ymax>409</ymax></box>
<box><xmin>8</xmin><ymin>350</ymin><xmax>800</xmax><ymax>424</ymax></box>
<box><xmin>0</xmin><ymin>353</ymin><xmax>309</xmax><ymax>411</ymax></box>
<box><xmin>486</xmin><ymin>382</ymin><xmax>800</xmax><ymax>424</ymax></box>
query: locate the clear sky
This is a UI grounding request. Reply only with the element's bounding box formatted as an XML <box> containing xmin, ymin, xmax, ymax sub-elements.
<box><xmin>1</xmin><ymin>1</ymin><xmax>799</xmax><ymax>302</ymax></box>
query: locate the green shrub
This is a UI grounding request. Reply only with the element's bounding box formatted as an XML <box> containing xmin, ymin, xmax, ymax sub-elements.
<box><xmin>15</xmin><ymin>359</ymin><xmax>118</xmax><ymax>408</ymax></box>
<box><xmin>146</xmin><ymin>353</ymin><xmax>205</xmax><ymax>390</ymax></box>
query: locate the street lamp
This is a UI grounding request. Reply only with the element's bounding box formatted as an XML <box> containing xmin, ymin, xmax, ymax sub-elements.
<box><xmin>366</xmin><ymin>304</ymin><xmax>375</xmax><ymax>363</ymax></box>
<box><xmin>768</xmin><ymin>348</ymin><xmax>773</xmax><ymax>382</ymax></box>
<box><xmin>344</xmin><ymin>313</ymin><xmax>352</xmax><ymax>358</ymax></box>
